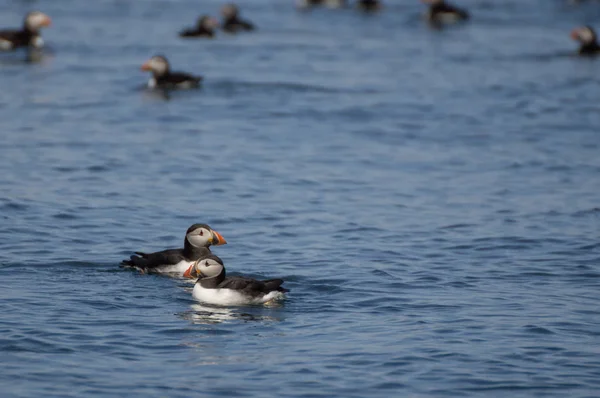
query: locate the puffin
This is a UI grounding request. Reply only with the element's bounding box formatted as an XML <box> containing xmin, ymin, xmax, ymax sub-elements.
<box><xmin>140</xmin><ymin>55</ymin><xmax>203</xmax><ymax>89</ymax></box>
<box><xmin>357</xmin><ymin>0</ymin><xmax>382</xmax><ymax>11</ymax></box>
<box><xmin>179</xmin><ymin>15</ymin><xmax>219</xmax><ymax>38</ymax></box>
<box><xmin>184</xmin><ymin>255</ymin><xmax>288</xmax><ymax>306</ymax></box>
<box><xmin>0</xmin><ymin>11</ymin><xmax>51</xmax><ymax>51</ymax></box>
<box><xmin>121</xmin><ymin>224</ymin><xmax>227</xmax><ymax>276</ymax></box>
<box><xmin>570</xmin><ymin>26</ymin><xmax>600</xmax><ymax>55</ymax></box>
<box><xmin>221</xmin><ymin>4</ymin><xmax>255</xmax><ymax>33</ymax></box>
<box><xmin>421</xmin><ymin>0</ymin><xmax>469</xmax><ymax>24</ymax></box>
<box><xmin>296</xmin><ymin>0</ymin><xmax>347</xmax><ymax>8</ymax></box>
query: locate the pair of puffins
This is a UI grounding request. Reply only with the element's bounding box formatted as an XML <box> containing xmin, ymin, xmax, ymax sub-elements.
<box><xmin>180</xmin><ymin>4</ymin><xmax>255</xmax><ymax>38</ymax></box>
<box><xmin>122</xmin><ymin>224</ymin><xmax>287</xmax><ymax>306</ymax></box>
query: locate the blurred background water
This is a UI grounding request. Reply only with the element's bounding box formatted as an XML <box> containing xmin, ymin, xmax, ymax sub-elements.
<box><xmin>1</xmin><ymin>0</ymin><xmax>600</xmax><ymax>397</ymax></box>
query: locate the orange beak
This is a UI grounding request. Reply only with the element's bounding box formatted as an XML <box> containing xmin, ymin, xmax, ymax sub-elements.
<box><xmin>183</xmin><ymin>264</ymin><xmax>195</xmax><ymax>279</ymax></box>
<box><xmin>570</xmin><ymin>29</ymin><xmax>579</xmax><ymax>41</ymax></box>
<box><xmin>42</xmin><ymin>16</ymin><xmax>52</xmax><ymax>27</ymax></box>
<box><xmin>140</xmin><ymin>61</ymin><xmax>152</xmax><ymax>71</ymax></box>
<box><xmin>212</xmin><ymin>230</ymin><xmax>227</xmax><ymax>246</ymax></box>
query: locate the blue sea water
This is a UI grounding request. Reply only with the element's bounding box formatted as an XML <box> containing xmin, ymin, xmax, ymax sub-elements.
<box><xmin>1</xmin><ymin>0</ymin><xmax>600</xmax><ymax>396</ymax></box>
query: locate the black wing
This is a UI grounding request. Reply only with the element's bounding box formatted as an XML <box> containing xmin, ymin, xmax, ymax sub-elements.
<box><xmin>179</xmin><ymin>28</ymin><xmax>214</xmax><ymax>38</ymax></box>
<box><xmin>162</xmin><ymin>72</ymin><xmax>203</xmax><ymax>87</ymax></box>
<box><xmin>223</xmin><ymin>20</ymin><xmax>255</xmax><ymax>33</ymax></box>
<box><xmin>121</xmin><ymin>248</ymin><xmax>186</xmax><ymax>270</ymax></box>
<box><xmin>218</xmin><ymin>277</ymin><xmax>287</xmax><ymax>295</ymax></box>
<box><xmin>435</xmin><ymin>3</ymin><xmax>469</xmax><ymax>20</ymax></box>
<box><xmin>0</xmin><ymin>30</ymin><xmax>28</xmax><ymax>49</ymax></box>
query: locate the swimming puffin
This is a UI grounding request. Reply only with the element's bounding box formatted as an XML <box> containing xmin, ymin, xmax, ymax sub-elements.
<box><xmin>140</xmin><ymin>55</ymin><xmax>203</xmax><ymax>89</ymax></box>
<box><xmin>185</xmin><ymin>255</ymin><xmax>288</xmax><ymax>306</ymax></box>
<box><xmin>121</xmin><ymin>224</ymin><xmax>227</xmax><ymax>276</ymax></box>
<box><xmin>221</xmin><ymin>4</ymin><xmax>255</xmax><ymax>33</ymax></box>
<box><xmin>357</xmin><ymin>0</ymin><xmax>382</xmax><ymax>11</ymax></box>
<box><xmin>421</xmin><ymin>0</ymin><xmax>469</xmax><ymax>24</ymax></box>
<box><xmin>296</xmin><ymin>0</ymin><xmax>347</xmax><ymax>8</ymax></box>
<box><xmin>570</xmin><ymin>26</ymin><xmax>600</xmax><ymax>55</ymax></box>
<box><xmin>179</xmin><ymin>15</ymin><xmax>219</xmax><ymax>38</ymax></box>
<box><xmin>0</xmin><ymin>11</ymin><xmax>51</xmax><ymax>51</ymax></box>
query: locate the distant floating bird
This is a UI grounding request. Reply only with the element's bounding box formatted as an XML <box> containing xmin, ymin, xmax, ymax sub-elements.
<box><xmin>0</xmin><ymin>11</ymin><xmax>51</xmax><ymax>51</ymax></box>
<box><xmin>185</xmin><ymin>255</ymin><xmax>288</xmax><ymax>306</ymax></box>
<box><xmin>121</xmin><ymin>224</ymin><xmax>226</xmax><ymax>276</ymax></box>
<box><xmin>179</xmin><ymin>15</ymin><xmax>220</xmax><ymax>38</ymax></box>
<box><xmin>571</xmin><ymin>26</ymin><xmax>600</xmax><ymax>55</ymax></box>
<box><xmin>357</xmin><ymin>0</ymin><xmax>382</xmax><ymax>12</ymax></box>
<box><xmin>221</xmin><ymin>4</ymin><xmax>255</xmax><ymax>33</ymax></box>
<box><xmin>296</xmin><ymin>0</ymin><xmax>347</xmax><ymax>9</ymax></box>
<box><xmin>140</xmin><ymin>55</ymin><xmax>203</xmax><ymax>90</ymax></box>
<box><xmin>421</xmin><ymin>0</ymin><xmax>469</xmax><ymax>25</ymax></box>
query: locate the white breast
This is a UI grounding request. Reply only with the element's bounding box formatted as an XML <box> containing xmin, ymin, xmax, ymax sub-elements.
<box><xmin>192</xmin><ymin>284</ymin><xmax>284</xmax><ymax>306</ymax></box>
<box><xmin>153</xmin><ymin>260</ymin><xmax>193</xmax><ymax>274</ymax></box>
<box><xmin>147</xmin><ymin>78</ymin><xmax>157</xmax><ymax>89</ymax></box>
<box><xmin>0</xmin><ymin>39</ymin><xmax>14</xmax><ymax>50</ymax></box>
<box><xmin>31</xmin><ymin>36</ymin><xmax>44</xmax><ymax>48</ymax></box>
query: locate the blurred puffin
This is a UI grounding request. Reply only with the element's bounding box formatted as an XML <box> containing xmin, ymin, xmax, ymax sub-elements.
<box><xmin>140</xmin><ymin>55</ymin><xmax>202</xmax><ymax>89</ymax></box>
<box><xmin>357</xmin><ymin>0</ymin><xmax>382</xmax><ymax>11</ymax></box>
<box><xmin>121</xmin><ymin>224</ymin><xmax>227</xmax><ymax>276</ymax></box>
<box><xmin>0</xmin><ymin>11</ymin><xmax>51</xmax><ymax>51</ymax></box>
<box><xmin>296</xmin><ymin>0</ymin><xmax>347</xmax><ymax>8</ymax></box>
<box><xmin>179</xmin><ymin>15</ymin><xmax>219</xmax><ymax>38</ymax></box>
<box><xmin>221</xmin><ymin>4</ymin><xmax>255</xmax><ymax>33</ymax></box>
<box><xmin>571</xmin><ymin>26</ymin><xmax>600</xmax><ymax>55</ymax></box>
<box><xmin>185</xmin><ymin>255</ymin><xmax>288</xmax><ymax>306</ymax></box>
<box><xmin>421</xmin><ymin>0</ymin><xmax>469</xmax><ymax>24</ymax></box>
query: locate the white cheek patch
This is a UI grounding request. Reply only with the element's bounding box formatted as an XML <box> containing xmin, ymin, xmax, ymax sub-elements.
<box><xmin>580</xmin><ymin>29</ymin><xmax>594</xmax><ymax>43</ymax></box>
<box><xmin>0</xmin><ymin>39</ymin><xmax>13</xmax><ymax>50</ymax></box>
<box><xmin>187</xmin><ymin>233</ymin><xmax>209</xmax><ymax>248</ymax></box>
<box><xmin>31</xmin><ymin>36</ymin><xmax>44</xmax><ymax>48</ymax></box>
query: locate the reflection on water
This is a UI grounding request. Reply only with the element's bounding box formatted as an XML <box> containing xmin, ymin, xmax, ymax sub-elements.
<box><xmin>180</xmin><ymin>303</ymin><xmax>284</xmax><ymax>325</ymax></box>
<box><xmin>0</xmin><ymin>48</ymin><xmax>52</xmax><ymax>66</ymax></box>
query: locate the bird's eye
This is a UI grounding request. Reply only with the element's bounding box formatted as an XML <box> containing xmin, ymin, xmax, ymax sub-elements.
<box><xmin>199</xmin><ymin>230</ymin><xmax>204</xmax><ymax>236</ymax></box>
<box><xmin>205</xmin><ymin>261</ymin><xmax>209</xmax><ymax>266</ymax></box>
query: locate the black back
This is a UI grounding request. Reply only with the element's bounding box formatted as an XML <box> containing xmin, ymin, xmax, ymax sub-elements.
<box><xmin>430</xmin><ymin>1</ymin><xmax>470</xmax><ymax>20</ymax></box>
<box><xmin>222</xmin><ymin>17</ymin><xmax>255</xmax><ymax>33</ymax></box>
<box><xmin>0</xmin><ymin>29</ymin><xmax>35</xmax><ymax>49</ymax></box>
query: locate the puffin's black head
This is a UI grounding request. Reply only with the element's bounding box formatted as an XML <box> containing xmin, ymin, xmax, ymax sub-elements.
<box><xmin>183</xmin><ymin>254</ymin><xmax>225</xmax><ymax>279</ymax></box>
<box><xmin>221</xmin><ymin>3</ymin><xmax>240</xmax><ymax>19</ymax></box>
<box><xmin>571</xmin><ymin>26</ymin><xmax>597</xmax><ymax>45</ymax></box>
<box><xmin>24</xmin><ymin>11</ymin><xmax>51</xmax><ymax>33</ymax></box>
<box><xmin>185</xmin><ymin>224</ymin><xmax>227</xmax><ymax>248</ymax></box>
<box><xmin>198</xmin><ymin>15</ymin><xmax>219</xmax><ymax>30</ymax></box>
<box><xmin>140</xmin><ymin>55</ymin><xmax>170</xmax><ymax>77</ymax></box>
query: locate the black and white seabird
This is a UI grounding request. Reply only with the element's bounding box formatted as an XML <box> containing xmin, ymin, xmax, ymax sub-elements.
<box><xmin>140</xmin><ymin>55</ymin><xmax>203</xmax><ymax>89</ymax></box>
<box><xmin>185</xmin><ymin>255</ymin><xmax>288</xmax><ymax>305</ymax></box>
<box><xmin>179</xmin><ymin>15</ymin><xmax>219</xmax><ymax>38</ymax></box>
<box><xmin>0</xmin><ymin>11</ymin><xmax>51</xmax><ymax>51</ymax></box>
<box><xmin>221</xmin><ymin>4</ymin><xmax>255</xmax><ymax>33</ymax></box>
<box><xmin>421</xmin><ymin>0</ymin><xmax>469</xmax><ymax>24</ymax></box>
<box><xmin>296</xmin><ymin>0</ymin><xmax>347</xmax><ymax>8</ymax></box>
<box><xmin>121</xmin><ymin>224</ymin><xmax>227</xmax><ymax>277</ymax></box>
<box><xmin>571</xmin><ymin>26</ymin><xmax>600</xmax><ymax>55</ymax></box>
